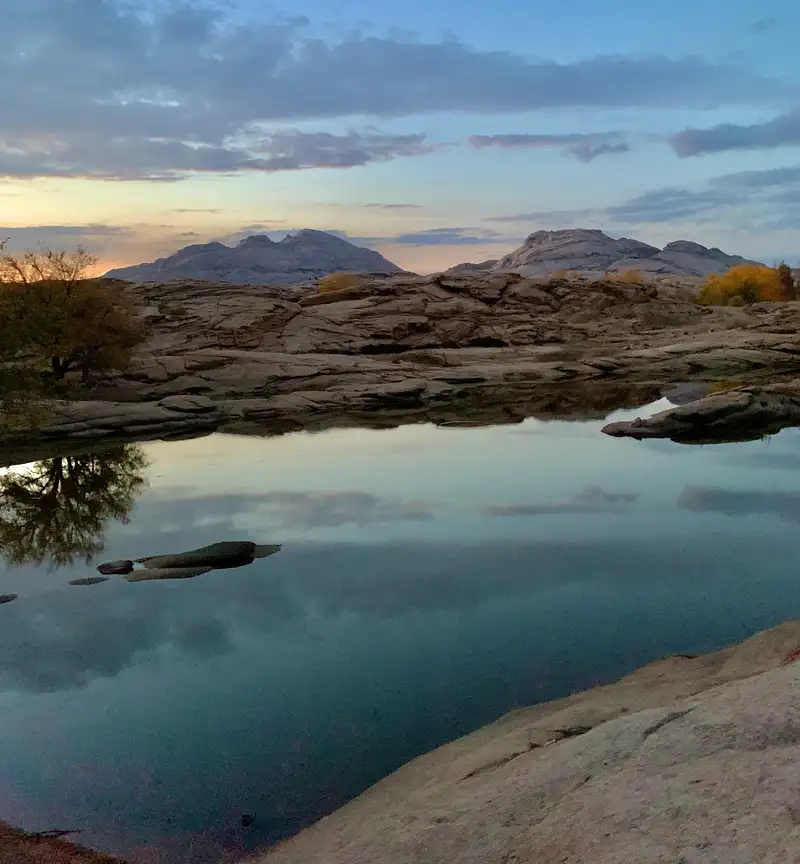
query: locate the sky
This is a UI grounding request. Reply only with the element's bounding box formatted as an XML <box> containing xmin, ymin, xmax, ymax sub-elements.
<box><xmin>1</xmin><ymin>0</ymin><xmax>799</xmax><ymax>273</ymax></box>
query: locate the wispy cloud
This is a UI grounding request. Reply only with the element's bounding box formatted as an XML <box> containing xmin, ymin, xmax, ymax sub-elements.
<box><xmin>390</xmin><ymin>227</ymin><xmax>511</xmax><ymax>246</ymax></box>
<box><xmin>670</xmin><ymin>110</ymin><xmax>800</xmax><ymax>157</ymax></box>
<box><xmin>469</xmin><ymin>133</ymin><xmax>631</xmax><ymax>162</ymax></box>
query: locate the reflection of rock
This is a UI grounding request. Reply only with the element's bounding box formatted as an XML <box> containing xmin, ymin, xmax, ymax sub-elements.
<box><xmin>137</xmin><ymin>541</ymin><xmax>280</xmax><ymax>570</ymax></box>
<box><xmin>125</xmin><ymin>566</ymin><xmax>213</xmax><ymax>582</ymax></box>
<box><xmin>97</xmin><ymin>559</ymin><xmax>134</xmax><ymax>575</ymax></box>
<box><xmin>69</xmin><ymin>577</ymin><xmax>111</xmax><ymax>586</ymax></box>
<box><xmin>661</xmin><ymin>382</ymin><xmax>710</xmax><ymax>406</ymax></box>
<box><xmin>0</xmin><ymin>594</ymin><xmax>18</xmax><ymax>604</ymax></box>
<box><xmin>603</xmin><ymin>383</ymin><xmax>800</xmax><ymax>444</ymax></box>
<box><xmin>256</xmin><ymin>620</ymin><xmax>800</xmax><ymax>864</ymax></box>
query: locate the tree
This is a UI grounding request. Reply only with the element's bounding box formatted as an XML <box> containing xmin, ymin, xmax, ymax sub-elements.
<box><xmin>698</xmin><ymin>264</ymin><xmax>784</xmax><ymax>306</ymax></box>
<box><xmin>0</xmin><ymin>445</ymin><xmax>148</xmax><ymax>568</ymax></box>
<box><xmin>0</xmin><ymin>246</ymin><xmax>144</xmax><ymax>382</ymax></box>
<box><xmin>777</xmin><ymin>262</ymin><xmax>796</xmax><ymax>301</ymax></box>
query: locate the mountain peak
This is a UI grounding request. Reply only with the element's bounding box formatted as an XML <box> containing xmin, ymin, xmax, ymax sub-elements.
<box><xmin>490</xmin><ymin>228</ymin><xmax>755</xmax><ymax>278</ymax></box>
<box><xmin>105</xmin><ymin>229</ymin><xmax>402</xmax><ymax>285</ymax></box>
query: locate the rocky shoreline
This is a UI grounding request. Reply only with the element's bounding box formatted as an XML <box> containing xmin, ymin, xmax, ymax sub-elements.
<box><xmin>4</xmin><ymin>272</ymin><xmax>800</xmax><ymax>459</ymax></box>
<box><xmin>257</xmin><ymin>620</ymin><xmax>800</xmax><ymax>864</ymax></box>
<box><xmin>4</xmin><ymin>621</ymin><xmax>800</xmax><ymax>864</ymax></box>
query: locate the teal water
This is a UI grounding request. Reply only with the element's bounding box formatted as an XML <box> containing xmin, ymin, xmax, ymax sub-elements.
<box><xmin>2</xmin><ymin>400</ymin><xmax>800</xmax><ymax>862</ymax></box>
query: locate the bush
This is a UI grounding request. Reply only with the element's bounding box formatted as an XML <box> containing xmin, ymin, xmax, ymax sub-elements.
<box><xmin>318</xmin><ymin>272</ymin><xmax>363</xmax><ymax>293</ymax></box>
<box><xmin>698</xmin><ymin>264</ymin><xmax>784</xmax><ymax>306</ymax></box>
<box><xmin>778</xmin><ymin>262</ymin><xmax>797</xmax><ymax>300</ymax></box>
<box><xmin>608</xmin><ymin>269</ymin><xmax>646</xmax><ymax>284</ymax></box>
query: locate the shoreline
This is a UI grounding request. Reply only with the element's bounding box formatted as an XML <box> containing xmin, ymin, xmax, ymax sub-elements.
<box><xmin>5</xmin><ymin>273</ymin><xmax>800</xmax><ymax>459</ymax></box>
<box><xmin>5</xmin><ymin>621</ymin><xmax>799</xmax><ymax>863</ymax></box>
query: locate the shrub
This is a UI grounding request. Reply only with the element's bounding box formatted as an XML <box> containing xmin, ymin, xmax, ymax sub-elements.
<box><xmin>609</xmin><ymin>269</ymin><xmax>646</xmax><ymax>284</ymax></box>
<box><xmin>698</xmin><ymin>264</ymin><xmax>784</xmax><ymax>306</ymax></box>
<box><xmin>318</xmin><ymin>272</ymin><xmax>363</xmax><ymax>293</ymax></box>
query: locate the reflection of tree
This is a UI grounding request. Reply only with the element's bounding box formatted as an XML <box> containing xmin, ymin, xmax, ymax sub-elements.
<box><xmin>0</xmin><ymin>445</ymin><xmax>148</xmax><ymax>567</ymax></box>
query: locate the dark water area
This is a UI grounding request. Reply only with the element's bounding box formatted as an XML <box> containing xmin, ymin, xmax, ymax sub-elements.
<box><xmin>3</xmin><ymin>399</ymin><xmax>800</xmax><ymax>862</ymax></box>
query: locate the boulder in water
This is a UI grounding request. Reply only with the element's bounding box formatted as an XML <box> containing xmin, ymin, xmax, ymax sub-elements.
<box><xmin>69</xmin><ymin>577</ymin><xmax>111</xmax><ymax>586</ymax></box>
<box><xmin>0</xmin><ymin>594</ymin><xmax>18</xmax><ymax>605</ymax></box>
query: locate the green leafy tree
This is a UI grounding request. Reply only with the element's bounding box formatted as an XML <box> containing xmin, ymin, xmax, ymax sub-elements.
<box><xmin>0</xmin><ymin>445</ymin><xmax>148</xmax><ymax>567</ymax></box>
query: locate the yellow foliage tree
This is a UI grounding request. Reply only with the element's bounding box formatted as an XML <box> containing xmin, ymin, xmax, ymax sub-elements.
<box><xmin>317</xmin><ymin>272</ymin><xmax>363</xmax><ymax>293</ymax></box>
<box><xmin>0</xmin><ymin>246</ymin><xmax>144</xmax><ymax>381</ymax></box>
<box><xmin>698</xmin><ymin>264</ymin><xmax>784</xmax><ymax>306</ymax></box>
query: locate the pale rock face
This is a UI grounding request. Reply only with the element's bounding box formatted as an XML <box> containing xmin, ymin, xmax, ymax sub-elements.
<box><xmin>490</xmin><ymin>229</ymin><xmax>756</xmax><ymax>278</ymax></box>
<box><xmin>105</xmin><ymin>229</ymin><xmax>402</xmax><ymax>285</ymax></box>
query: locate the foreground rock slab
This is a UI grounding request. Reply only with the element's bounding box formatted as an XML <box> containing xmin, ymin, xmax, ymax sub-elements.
<box><xmin>0</xmin><ymin>822</ymin><xmax>126</xmax><ymax>863</ymax></box>
<box><xmin>258</xmin><ymin>620</ymin><xmax>800</xmax><ymax>864</ymax></box>
<box><xmin>603</xmin><ymin>381</ymin><xmax>800</xmax><ymax>443</ymax></box>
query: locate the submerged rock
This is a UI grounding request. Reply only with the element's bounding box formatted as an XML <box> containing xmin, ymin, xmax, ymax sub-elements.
<box><xmin>0</xmin><ymin>594</ymin><xmax>18</xmax><ymax>605</ymax></box>
<box><xmin>125</xmin><ymin>566</ymin><xmax>213</xmax><ymax>582</ymax></box>
<box><xmin>69</xmin><ymin>577</ymin><xmax>111</xmax><ymax>586</ymax></box>
<box><xmin>137</xmin><ymin>541</ymin><xmax>280</xmax><ymax>570</ymax></box>
<box><xmin>97</xmin><ymin>559</ymin><xmax>134</xmax><ymax>575</ymax></box>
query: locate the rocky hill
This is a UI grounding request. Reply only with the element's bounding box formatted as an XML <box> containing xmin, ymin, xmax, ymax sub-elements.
<box><xmin>451</xmin><ymin>229</ymin><xmax>756</xmax><ymax>278</ymax></box>
<box><xmin>105</xmin><ymin>229</ymin><xmax>402</xmax><ymax>285</ymax></box>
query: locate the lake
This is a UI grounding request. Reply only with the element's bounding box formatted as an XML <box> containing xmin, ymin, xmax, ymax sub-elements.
<box><xmin>3</xmin><ymin>398</ymin><xmax>800</xmax><ymax>862</ymax></box>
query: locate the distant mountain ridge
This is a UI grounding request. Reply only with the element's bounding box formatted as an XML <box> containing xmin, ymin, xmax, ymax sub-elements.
<box><xmin>448</xmin><ymin>229</ymin><xmax>757</xmax><ymax>278</ymax></box>
<box><xmin>105</xmin><ymin>229</ymin><xmax>402</xmax><ymax>285</ymax></box>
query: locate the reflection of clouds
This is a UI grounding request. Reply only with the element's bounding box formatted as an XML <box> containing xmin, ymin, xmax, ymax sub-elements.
<box><xmin>485</xmin><ymin>486</ymin><xmax>638</xmax><ymax>517</ymax></box>
<box><xmin>258</xmin><ymin>491</ymin><xmax>435</xmax><ymax>529</ymax></box>
<box><xmin>0</xmin><ymin>535</ymin><xmax>746</xmax><ymax>695</ymax></box>
<box><xmin>720</xmin><ymin>452</ymin><xmax>800</xmax><ymax>472</ymax></box>
<box><xmin>679</xmin><ymin>485</ymin><xmax>800</xmax><ymax>522</ymax></box>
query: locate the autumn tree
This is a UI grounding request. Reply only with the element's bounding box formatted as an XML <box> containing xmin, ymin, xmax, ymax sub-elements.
<box><xmin>0</xmin><ymin>246</ymin><xmax>144</xmax><ymax>382</ymax></box>
<box><xmin>698</xmin><ymin>264</ymin><xmax>784</xmax><ymax>306</ymax></box>
<box><xmin>0</xmin><ymin>445</ymin><xmax>148</xmax><ymax>568</ymax></box>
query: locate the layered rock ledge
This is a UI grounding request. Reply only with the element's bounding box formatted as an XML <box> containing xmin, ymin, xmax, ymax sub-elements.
<box><xmin>4</xmin><ymin>271</ymin><xmax>800</xmax><ymax>454</ymax></box>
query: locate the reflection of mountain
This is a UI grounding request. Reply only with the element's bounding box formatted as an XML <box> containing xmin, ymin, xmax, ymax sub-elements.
<box><xmin>0</xmin><ymin>446</ymin><xmax>148</xmax><ymax>568</ymax></box>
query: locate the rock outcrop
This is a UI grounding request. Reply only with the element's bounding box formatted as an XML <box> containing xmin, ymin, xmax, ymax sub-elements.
<box><xmin>258</xmin><ymin>620</ymin><xmax>800</xmax><ymax>864</ymax></box>
<box><xmin>4</xmin><ymin>271</ymin><xmax>800</xmax><ymax>455</ymax></box>
<box><xmin>603</xmin><ymin>381</ymin><xmax>800</xmax><ymax>443</ymax></box>
<box><xmin>490</xmin><ymin>229</ymin><xmax>755</xmax><ymax>278</ymax></box>
<box><xmin>105</xmin><ymin>229</ymin><xmax>402</xmax><ymax>285</ymax></box>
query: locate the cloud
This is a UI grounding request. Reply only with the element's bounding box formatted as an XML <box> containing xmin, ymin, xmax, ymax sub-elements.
<box><xmin>469</xmin><ymin>133</ymin><xmax>631</xmax><ymax>162</ymax></box>
<box><xmin>670</xmin><ymin>110</ymin><xmax>800</xmax><ymax>157</ymax></box>
<box><xmin>678</xmin><ymin>485</ymin><xmax>800</xmax><ymax>522</ymax></box>
<box><xmin>750</xmin><ymin>16</ymin><xmax>778</xmax><ymax>33</ymax></box>
<box><xmin>0</xmin><ymin>1</ymin><xmax>788</xmax><ymax>181</ymax></box>
<box><xmin>390</xmin><ymin>227</ymin><xmax>510</xmax><ymax>246</ymax></box>
<box><xmin>486</xmin><ymin>486</ymin><xmax>638</xmax><ymax>517</ymax></box>
<box><xmin>362</xmin><ymin>203</ymin><xmax>424</xmax><ymax>210</ymax></box>
<box><xmin>484</xmin><ymin>164</ymin><xmax>800</xmax><ymax>230</ymax></box>
<box><xmin>0</xmin><ymin>129</ymin><xmax>433</xmax><ymax>182</ymax></box>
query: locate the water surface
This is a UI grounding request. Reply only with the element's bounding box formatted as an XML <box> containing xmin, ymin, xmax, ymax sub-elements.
<box><xmin>2</xmin><ymin>401</ymin><xmax>800</xmax><ymax>862</ymax></box>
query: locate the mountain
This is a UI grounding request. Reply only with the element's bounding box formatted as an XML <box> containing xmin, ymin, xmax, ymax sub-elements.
<box><xmin>105</xmin><ymin>229</ymin><xmax>402</xmax><ymax>285</ymax></box>
<box><xmin>453</xmin><ymin>229</ymin><xmax>756</xmax><ymax>278</ymax></box>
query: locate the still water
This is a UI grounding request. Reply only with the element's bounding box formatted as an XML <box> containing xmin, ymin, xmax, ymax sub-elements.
<box><xmin>3</xmin><ymin>399</ymin><xmax>800</xmax><ymax>862</ymax></box>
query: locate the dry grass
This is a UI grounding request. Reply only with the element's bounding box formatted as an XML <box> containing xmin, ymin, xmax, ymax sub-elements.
<box><xmin>318</xmin><ymin>272</ymin><xmax>363</xmax><ymax>293</ymax></box>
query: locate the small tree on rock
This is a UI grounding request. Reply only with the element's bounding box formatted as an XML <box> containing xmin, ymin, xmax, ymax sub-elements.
<box><xmin>777</xmin><ymin>262</ymin><xmax>796</xmax><ymax>301</ymax></box>
<box><xmin>0</xmin><ymin>246</ymin><xmax>144</xmax><ymax>382</ymax></box>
